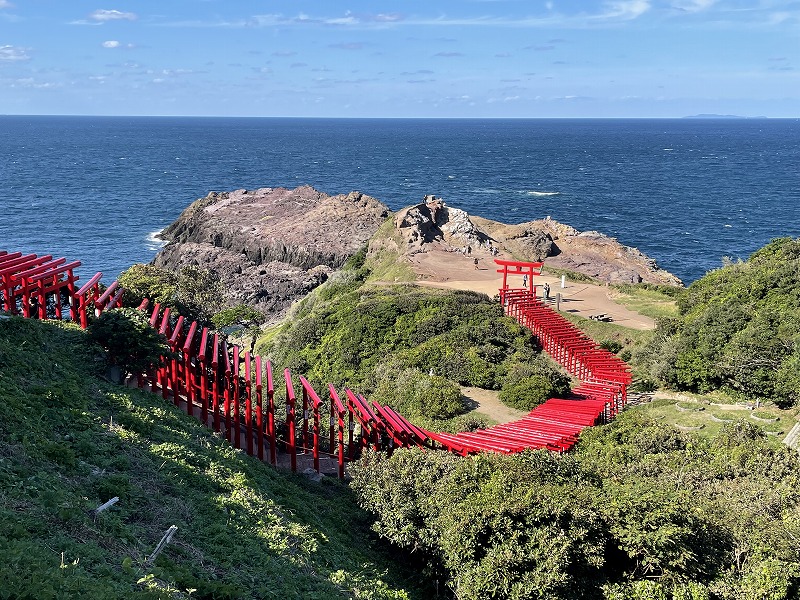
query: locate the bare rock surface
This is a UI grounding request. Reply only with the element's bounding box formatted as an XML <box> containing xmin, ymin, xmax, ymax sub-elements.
<box><xmin>154</xmin><ymin>186</ymin><xmax>389</xmax><ymax>317</ymax></box>
<box><xmin>154</xmin><ymin>188</ymin><xmax>681</xmax><ymax>322</ymax></box>
<box><xmin>396</xmin><ymin>197</ymin><xmax>682</xmax><ymax>286</ymax></box>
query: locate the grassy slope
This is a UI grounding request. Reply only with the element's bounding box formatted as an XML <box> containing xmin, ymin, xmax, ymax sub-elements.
<box><xmin>0</xmin><ymin>317</ymin><xmax>422</xmax><ymax>600</ymax></box>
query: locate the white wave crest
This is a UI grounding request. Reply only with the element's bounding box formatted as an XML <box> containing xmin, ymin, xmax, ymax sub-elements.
<box><xmin>527</xmin><ymin>191</ymin><xmax>560</xmax><ymax>197</ymax></box>
<box><xmin>145</xmin><ymin>230</ymin><xmax>167</xmax><ymax>250</ymax></box>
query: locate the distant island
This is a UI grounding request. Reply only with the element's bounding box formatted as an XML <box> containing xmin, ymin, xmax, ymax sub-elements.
<box><xmin>682</xmin><ymin>113</ymin><xmax>768</xmax><ymax>119</ymax></box>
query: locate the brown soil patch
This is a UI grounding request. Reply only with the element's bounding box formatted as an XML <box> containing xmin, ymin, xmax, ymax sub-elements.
<box><xmin>407</xmin><ymin>244</ymin><xmax>655</xmax><ymax>330</ymax></box>
<box><xmin>461</xmin><ymin>386</ymin><xmax>528</xmax><ymax>424</ymax></box>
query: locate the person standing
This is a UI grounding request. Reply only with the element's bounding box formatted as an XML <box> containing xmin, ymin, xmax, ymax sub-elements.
<box><xmin>544</xmin><ymin>282</ymin><xmax>550</xmax><ymax>300</ymax></box>
<box><xmin>522</xmin><ymin>274</ymin><xmax>528</xmax><ymax>288</ymax></box>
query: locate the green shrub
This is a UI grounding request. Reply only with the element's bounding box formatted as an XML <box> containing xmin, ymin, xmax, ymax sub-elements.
<box><xmin>498</xmin><ymin>358</ymin><xmax>572</xmax><ymax>410</ymax></box>
<box><xmin>374</xmin><ymin>368</ymin><xmax>464</xmax><ymax>420</ymax></box>
<box><xmin>119</xmin><ymin>263</ymin><xmax>223</xmax><ymax>324</ymax></box>
<box><xmin>211</xmin><ymin>304</ymin><xmax>265</xmax><ymax>330</ymax></box>
<box><xmin>634</xmin><ymin>237</ymin><xmax>800</xmax><ymax>407</ymax></box>
<box><xmin>600</xmin><ymin>339</ymin><xmax>623</xmax><ymax>354</ymax></box>
<box><xmin>88</xmin><ymin>308</ymin><xmax>170</xmax><ymax>377</ymax></box>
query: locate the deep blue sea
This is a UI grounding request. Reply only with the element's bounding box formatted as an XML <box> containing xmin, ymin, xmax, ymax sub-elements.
<box><xmin>1</xmin><ymin>116</ymin><xmax>799</xmax><ymax>284</ymax></box>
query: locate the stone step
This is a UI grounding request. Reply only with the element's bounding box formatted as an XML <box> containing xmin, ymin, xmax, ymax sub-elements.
<box><xmin>783</xmin><ymin>422</ymin><xmax>800</xmax><ymax>450</ymax></box>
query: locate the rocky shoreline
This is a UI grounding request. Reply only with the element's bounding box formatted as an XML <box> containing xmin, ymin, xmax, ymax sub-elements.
<box><xmin>153</xmin><ymin>186</ymin><xmax>682</xmax><ymax>319</ymax></box>
<box><xmin>154</xmin><ymin>186</ymin><xmax>389</xmax><ymax>317</ymax></box>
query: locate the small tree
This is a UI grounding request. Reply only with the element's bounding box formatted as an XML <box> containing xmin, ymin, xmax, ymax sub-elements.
<box><xmin>118</xmin><ymin>263</ymin><xmax>178</xmax><ymax>308</ymax></box>
<box><xmin>89</xmin><ymin>308</ymin><xmax>169</xmax><ymax>378</ymax></box>
<box><xmin>212</xmin><ymin>304</ymin><xmax>267</xmax><ymax>352</ymax></box>
<box><xmin>176</xmin><ymin>265</ymin><xmax>223</xmax><ymax>324</ymax></box>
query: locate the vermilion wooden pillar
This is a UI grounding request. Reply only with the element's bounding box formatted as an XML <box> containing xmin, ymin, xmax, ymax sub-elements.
<box><xmin>223</xmin><ymin>341</ymin><xmax>232</xmax><ymax>443</ymax></box>
<box><xmin>232</xmin><ymin>346</ymin><xmax>241</xmax><ymax>449</ymax></box>
<box><xmin>244</xmin><ymin>351</ymin><xmax>253</xmax><ymax>456</ymax></box>
<box><xmin>284</xmin><ymin>369</ymin><xmax>297</xmax><ymax>472</ymax></box>
<box><xmin>168</xmin><ymin>316</ymin><xmax>185</xmax><ymax>406</ymax></box>
<box><xmin>255</xmin><ymin>356</ymin><xmax>264</xmax><ymax>461</ymax></box>
<box><xmin>266</xmin><ymin>361</ymin><xmax>276</xmax><ymax>465</ymax></box>
<box><xmin>211</xmin><ymin>334</ymin><xmax>221</xmax><ymax>432</ymax></box>
<box><xmin>182</xmin><ymin>321</ymin><xmax>198</xmax><ymax>417</ymax></box>
<box><xmin>198</xmin><ymin>327</ymin><xmax>209</xmax><ymax>425</ymax></box>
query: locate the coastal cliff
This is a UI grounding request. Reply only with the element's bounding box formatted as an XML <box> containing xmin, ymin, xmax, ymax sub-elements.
<box><xmin>154</xmin><ymin>186</ymin><xmax>389</xmax><ymax>316</ymax></box>
<box><xmin>153</xmin><ymin>188</ymin><xmax>682</xmax><ymax>319</ymax></box>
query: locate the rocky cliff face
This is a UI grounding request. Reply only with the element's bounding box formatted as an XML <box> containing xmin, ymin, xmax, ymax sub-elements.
<box><xmin>154</xmin><ymin>188</ymin><xmax>681</xmax><ymax>321</ymax></box>
<box><xmin>397</xmin><ymin>198</ymin><xmax>683</xmax><ymax>286</ymax></box>
<box><xmin>154</xmin><ymin>186</ymin><xmax>389</xmax><ymax>317</ymax></box>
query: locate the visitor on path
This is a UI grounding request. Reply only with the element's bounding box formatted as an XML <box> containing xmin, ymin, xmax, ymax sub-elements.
<box><xmin>544</xmin><ymin>282</ymin><xmax>550</xmax><ymax>300</ymax></box>
<box><xmin>522</xmin><ymin>274</ymin><xmax>528</xmax><ymax>288</ymax></box>
<box><xmin>474</xmin><ymin>257</ymin><xmax>479</xmax><ymax>270</ymax></box>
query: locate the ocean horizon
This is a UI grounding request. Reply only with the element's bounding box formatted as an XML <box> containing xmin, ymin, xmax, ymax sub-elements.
<box><xmin>2</xmin><ymin>115</ymin><xmax>799</xmax><ymax>285</ymax></box>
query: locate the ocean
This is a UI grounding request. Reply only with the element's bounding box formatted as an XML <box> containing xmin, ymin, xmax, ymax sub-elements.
<box><xmin>1</xmin><ymin>116</ymin><xmax>798</xmax><ymax>284</ymax></box>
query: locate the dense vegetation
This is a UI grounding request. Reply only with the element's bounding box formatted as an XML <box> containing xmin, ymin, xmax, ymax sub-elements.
<box><xmin>88</xmin><ymin>308</ymin><xmax>171</xmax><ymax>378</ymax></box>
<box><xmin>10</xmin><ymin>234</ymin><xmax>800</xmax><ymax>599</ymax></box>
<box><xmin>256</xmin><ymin>259</ymin><xmax>570</xmax><ymax>429</ymax></box>
<box><xmin>634</xmin><ymin>238</ymin><xmax>800</xmax><ymax>406</ymax></box>
<box><xmin>0</xmin><ymin>317</ymin><xmax>423</xmax><ymax>599</ymax></box>
<box><xmin>120</xmin><ymin>263</ymin><xmax>232</xmax><ymax>328</ymax></box>
<box><xmin>351</xmin><ymin>413</ymin><xmax>800</xmax><ymax>599</ymax></box>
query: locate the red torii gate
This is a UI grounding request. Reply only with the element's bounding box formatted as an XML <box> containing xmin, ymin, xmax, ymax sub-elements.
<box><xmin>495</xmin><ymin>258</ymin><xmax>543</xmax><ymax>304</ymax></box>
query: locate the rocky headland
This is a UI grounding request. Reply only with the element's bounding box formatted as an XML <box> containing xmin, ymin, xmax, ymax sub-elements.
<box><xmin>153</xmin><ymin>187</ymin><xmax>682</xmax><ymax>320</ymax></box>
<box><xmin>154</xmin><ymin>185</ymin><xmax>389</xmax><ymax>317</ymax></box>
<box><xmin>392</xmin><ymin>196</ymin><xmax>683</xmax><ymax>287</ymax></box>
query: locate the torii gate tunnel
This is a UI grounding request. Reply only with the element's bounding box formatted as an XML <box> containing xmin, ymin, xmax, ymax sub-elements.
<box><xmin>2</xmin><ymin>249</ymin><xmax>630</xmax><ymax>477</ymax></box>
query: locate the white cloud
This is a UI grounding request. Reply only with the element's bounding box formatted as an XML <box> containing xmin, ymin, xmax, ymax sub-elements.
<box><xmin>0</xmin><ymin>0</ymin><xmax>14</xmax><ymax>9</ymax></box>
<box><xmin>670</xmin><ymin>0</ymin><xmax>717</xmax><ymax>12</ymax></box>
<box><xmin>90</xmin><ymin>9</ymin><xmax>137</xmax><ymax>22</ymax></box>
<box><xmin>598</xmin><ymin>0</ymin><xmax>651</xmax><ymax>20</ymax></box>
<box><xmin>11</xmin><ymin>77</ymin><xmax>59</xmax><ymax>89</ymax></box>
<box><xmin>0</xmin><ymin>44</ymin><xmax>29</xmax><ymax>61</ymax></box>
<box><xmin>102</xmin><ymin>40</ymin><xmax>135</xmax><ymax>49</ymax></box>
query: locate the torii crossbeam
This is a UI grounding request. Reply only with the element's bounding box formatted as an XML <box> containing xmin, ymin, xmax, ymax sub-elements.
<box><xmin>495</xmin><ymin>258</ymin><xmax>543</xmax><ymax>304</ymax></box>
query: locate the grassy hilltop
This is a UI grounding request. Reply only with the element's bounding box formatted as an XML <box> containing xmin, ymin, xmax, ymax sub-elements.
<box><xmin>0</xmin><ymin>317</ymin><xmax>423</xmax><ymax>599</ymax></box>
<box><xmin>5</xmin><ymin>227</ymin><xmax>800</xmax><ymax>599</ymax></box>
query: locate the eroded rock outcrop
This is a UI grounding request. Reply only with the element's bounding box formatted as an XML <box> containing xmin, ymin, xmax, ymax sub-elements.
<box><xmin>397</xmin><ymin>198</ymin><xmax>682</xmax><ymax>286</ymax></box>
<box><xmin>154</xmin><ymin>186</ymin><xmax>389</xmax><ymax>318</ymax></box>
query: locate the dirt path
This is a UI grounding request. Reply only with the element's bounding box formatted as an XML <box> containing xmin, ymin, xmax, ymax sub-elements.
<box><xmin>409</xmin><ymin>245</ymin><xmax>655</xmax><ymax>330</ymax></box>
<box><xmin>461</xmin><ymin>386</ymin><xmax>528</xmax><ymax>424</ymax></box>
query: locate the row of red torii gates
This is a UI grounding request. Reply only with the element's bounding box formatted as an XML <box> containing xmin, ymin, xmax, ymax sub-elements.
<box><xmin>1</xmin><ymin>250</ymin><xmax>630</xmax><ymax>477</ymax></box>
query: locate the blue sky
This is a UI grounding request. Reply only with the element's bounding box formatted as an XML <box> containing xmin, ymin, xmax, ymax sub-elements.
<box><xmin>0</xmin><ymin>1</ymin><xmax>797</xmax><ymax>117</ymax></box>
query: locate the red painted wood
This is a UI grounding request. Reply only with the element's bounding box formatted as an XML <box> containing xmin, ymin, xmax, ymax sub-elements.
<box><xmin>182</xmin><ymin>321</ymin><xmax>198</xmax><ymax>417</ymax></box>
<box><xmin>198</xmin><ymin>327</ymin><xmax>209</xmax><ymax>425</ymax></box>
<box><xmin>211</xmin><ymin>333</ymin><xmax>221</xmax><ymax>432</ymax></box>
<box><xmin>266</xmin><ymin>360</ymin><xmax>276</xmax><ymax>465</ymax></box>
<box><xmin>284</xmin><ymin>369</ymin><xmax>297</xmax><ymax>472</ymax></box>
<box><xmin>245</xmin><ymin>351</ymin><xmax>253</xmax><ymax>456</ymax></box>
<box><xmin>232</xmin><ymin>346</ymin><xmax>241</xmax><ymax>450</ymax></box>
<box><xmin>255</xmin><ymin>355</ymin><xmax>264</xmax><ymax>461</ymax></box>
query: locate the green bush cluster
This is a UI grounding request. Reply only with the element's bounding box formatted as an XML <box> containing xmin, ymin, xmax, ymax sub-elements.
<box><xmin>350</xmin><ymin>411</ymin><xmax>800</xmax><ymax>600</ymax></box>
<box><xmin>88</xmin><ymin>307</ymin><xmax>171</xmax><ymax>377</ymax></box>
<box><xmin>374</xmin><ymin>368</ymin><xmax>464</xmax><ymax>420</ymax></box>
<box><xmin>119</xmin><ymin>263</ymin><xmax>223</xmax><ymax>325</ymax></box>
<box><xmin>498</xmin><ymin>356</ymin><xmax>572</xmax><ymax>410</ymax></box>
<box><xmin>633</xmin><ymin>237</ymin><xmax>800</xmax><ymax>407</ymax></box>
<box><xmin>257</xmin><ymin>281</ymin><xmax>564</xmax><ymax>423</ymax></box>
